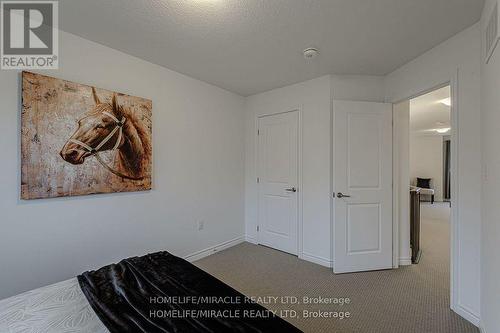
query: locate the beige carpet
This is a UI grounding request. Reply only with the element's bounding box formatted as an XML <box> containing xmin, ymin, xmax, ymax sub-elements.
<box><xmin>195</xmin><ymin>203</ymin><xmax>478</xmax><ymax>333</ymax></box>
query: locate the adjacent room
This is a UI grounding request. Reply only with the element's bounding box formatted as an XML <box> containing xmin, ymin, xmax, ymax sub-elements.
<box><xmin>409</xmin><ymin>86</ymin><xmax>452</xmax><ymax>263</ymax></box>
<box><xmin>0</xmin><ymin>1</ymin><xmax>499</xmax><ymax>333</ymax></box>
<box><xmin>410</xmin><ymin>86</ymin><xmax>452</xmax><ymax>205</ymax></box>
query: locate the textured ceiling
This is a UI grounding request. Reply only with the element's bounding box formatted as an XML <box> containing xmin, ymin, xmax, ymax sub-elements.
<box><xmin>410</xmin><ymin>86</ymin><xmax>451</xmax><ymax>136</ymax></box>
<box><xmin>60</xmin><ymin>0</ymin><xmax>484</xmax><ymax>96</ymax></box>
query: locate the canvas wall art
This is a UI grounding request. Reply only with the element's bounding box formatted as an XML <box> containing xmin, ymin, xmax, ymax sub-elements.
<box><xmin>21</xmin><ymin>71</ymin><xmax>152</xmax><ymax>199</ymax></box>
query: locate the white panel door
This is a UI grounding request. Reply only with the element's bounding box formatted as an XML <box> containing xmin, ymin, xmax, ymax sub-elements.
<box><xmin>333</xmin><ymin>101</ymin><xmax>393</xmax><ymax>273</ymax></box>
<box><xmin>258</xmin><ymin>111</ymin><xmax>299</xmax><ymax>255</ymax></box>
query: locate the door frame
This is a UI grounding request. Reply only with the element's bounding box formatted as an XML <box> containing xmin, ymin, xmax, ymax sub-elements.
<box><xmin>391</xmin><ymin>71</ymin><xmax>459</xmax><ymax>316</ymax></box>
<box><xmin>255</xmin><ymin>106</ymin><xmax>303</xmax><ymax>257</ymax></box>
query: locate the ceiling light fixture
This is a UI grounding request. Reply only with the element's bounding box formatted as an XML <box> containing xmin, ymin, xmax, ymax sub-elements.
<box><xmin>435</xmin><ymin>127</ymin><xmax>450</xmax><ymax>134</ymax></box>
<box><xmin>303</xmin><ymin>48</ymin><xmax>319</xmax><ymax>60</ymax></box>
<box><xmin>439</xmin><ymin>98</ymin><xmax>451</xmax><ymax>106</ymax></box>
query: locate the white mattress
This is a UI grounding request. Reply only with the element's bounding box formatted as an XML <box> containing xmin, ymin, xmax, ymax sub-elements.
<box><xmin>0</xmin><ymin>278</ymin><xmax>108</xmax><ymax>333</ymax></box>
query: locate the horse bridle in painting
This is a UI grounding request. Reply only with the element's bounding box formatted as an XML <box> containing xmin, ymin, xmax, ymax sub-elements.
<box><xmin>69</xmin><ymin>110</ymin><xmax>144</xmax><ymax>181</ymax></box>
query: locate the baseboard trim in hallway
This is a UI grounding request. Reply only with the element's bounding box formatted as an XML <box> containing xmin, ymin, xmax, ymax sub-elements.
<box><xmin>452</xmin><ymin>303</ymin><xmax>481</xmax><ymax>327</ymax></box>
<box><xmin>399</xmin><ymin>257</ymin><xmax>412</xmax><ymax>266</ymax></box>
<box><xmin>299</xmin><ymin>252</ymin><xmax>333</xmax><ymax>268</ymax></box>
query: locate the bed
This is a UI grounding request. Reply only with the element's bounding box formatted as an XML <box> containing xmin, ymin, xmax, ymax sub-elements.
<box><xmin>0</xmin><ymin>251</ymin><xmax>301</xmax><ymax>333</ymax></box>
<box><xmin>0</xmin><ymin>278</ymin><xmax>108</xmax><ymax>333</ymax></box>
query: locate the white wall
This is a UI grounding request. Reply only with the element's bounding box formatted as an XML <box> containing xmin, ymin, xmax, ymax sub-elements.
<box><xmin>0</xmin><ymin>30</ymin><xmax>246</xmax><ymax>300</ymax></box>
<box><xmin>244</xmin><ymin>74</ymin><xmax>385</xmax><ymax>267</ymax></box>
<box><xmin>244</xmin><ymin>76</ymin><xmax>332</xmax><ymax>266</ymax></box>
<box><xmin>385</xmin><ymin>23</ymin><xmax>482</xmax><ymax>325</ymax></box>
<box><xmin>331</xmin><ymin>75</ymin><xmax>386</xmax><ymax>102</ymax></box>
<box><xmin>480</xmin><ymin>2</ymin><xmax>500</xmax><ymax>332</ymax></box>
<box><xmin>409</xmin><ymin>135</ymin><xmax>444</xmax><ymax>201</ymax></box>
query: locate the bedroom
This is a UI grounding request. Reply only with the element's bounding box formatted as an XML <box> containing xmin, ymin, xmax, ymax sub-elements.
<box><xmin>0</xmin><ymin>1</ymin><xmax>498</xmax><ymax>333</ymax></box>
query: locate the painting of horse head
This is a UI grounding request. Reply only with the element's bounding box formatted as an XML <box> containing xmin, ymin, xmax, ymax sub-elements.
<box><xmin>60</xmin><ymin>88</ymin><xmax>124</xmax><ymax>165</ymax></box>
<box><xmin>21</xmin><ymin>72</ymin><xmax>152</xmax><ymax>199</ymax></box>
<box><xmin>60</xmin><ymin>87</ymin><xmax>151</xmax><ymax>181</ymax></box>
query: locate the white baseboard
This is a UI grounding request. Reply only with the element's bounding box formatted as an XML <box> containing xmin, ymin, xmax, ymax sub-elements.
<box><xmin>452</xmin><ymin>303</ymin><xmax>481</xmax><ymax>327</ymax></box>
<box><xmin>244</xmin><ymin>235</ymin><xmax>258</xmax><ymax>244</ymax></box>
<box><xmin>183</xmin><ymin>237</ymin><xmax>244</xmax><ymax>262</ymax></box>
<box><xmin>244</xmin><ymin>235</ymin><xmax>332</xmax><ymax>268</ymax></box>
<box><xmin>399</xmin><ymin>257</ymin><xmax>412</xmax><ymax>266</ymax></box>
<box><xmin>300</xmin><ymin>252</ymin><xmax>333</xmax><ymax>268</ymax></box>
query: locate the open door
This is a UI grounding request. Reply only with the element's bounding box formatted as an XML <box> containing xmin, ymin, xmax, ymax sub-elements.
<box><xmin>333</xmin><ymin>100</ymin><xmax>393</xmax><ymax>273</ymax></box>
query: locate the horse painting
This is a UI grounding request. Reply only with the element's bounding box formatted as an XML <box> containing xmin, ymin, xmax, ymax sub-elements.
<box><xmin>21</xmin><ymin>72</ymin><xmax>152</xmax><ymax>199</ymax></box>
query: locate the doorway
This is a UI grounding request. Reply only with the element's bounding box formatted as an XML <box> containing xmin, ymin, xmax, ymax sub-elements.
<box><xmin>409</xmin><ymin>85</ymin><xmax>452</xmax><ymax>263</ymax></box>
<box><xmin>395</xmin><ymin>83</ymin><xmax>454</xmax><ymax>303</ymax></box>
<box><xmin>257</xmin><ymin>110</ymin><xmax>299</xmax><ymax>255</ymax></box>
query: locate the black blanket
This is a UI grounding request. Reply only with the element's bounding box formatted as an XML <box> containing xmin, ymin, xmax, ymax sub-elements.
<box><xmin>78</xmin><ymin>251</ymin><xmax>302</xmax><ymax>333</ymax></box>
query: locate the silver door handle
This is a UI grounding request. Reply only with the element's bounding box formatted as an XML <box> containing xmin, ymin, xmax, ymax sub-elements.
<box><xmin>336</xmin><ymin>192</ymin><xmax>351</xmax><ymax>198</ymax></box>
<box><xmin>285</xmin><ymin>187</ymin><xmax>297</xmax><ymax>193</ymax></box>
